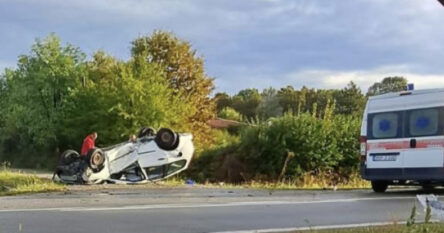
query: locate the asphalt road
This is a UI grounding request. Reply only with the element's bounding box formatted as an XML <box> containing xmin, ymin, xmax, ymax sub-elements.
<box><xmin>0</xmin><ymin>186</ymin><xmax>441</xmax><ymax>233</ymax></box>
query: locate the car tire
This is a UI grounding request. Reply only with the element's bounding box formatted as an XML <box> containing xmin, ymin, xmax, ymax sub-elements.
<box><xmin>371</xmin><ymin>181</ymin><xmax>388</xmax><ymax>193</ymax></box>
<box><xmin>138</xmin><ymin>127</ymin><xmax>156</xmax><ymax>138</ymax></box>
<box><xmin>59</xmin><ymin>150</ymin><xmax>80</xmax><ymax>165</ymax></box>
<box><xmin>87</xmin><ymin>148</ymin><xmax>106</xmax><ymax>173</ymax></box>
<box><xmin>155</xmin><ymin>128</ymin><xmax>179</xmax><ymax>151</ymax></box>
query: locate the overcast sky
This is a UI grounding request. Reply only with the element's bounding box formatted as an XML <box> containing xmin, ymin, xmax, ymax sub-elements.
<box><xmin>1</xmin><ymin>0</ymin><xmax>444</xmax><ymax>94</ymax></box>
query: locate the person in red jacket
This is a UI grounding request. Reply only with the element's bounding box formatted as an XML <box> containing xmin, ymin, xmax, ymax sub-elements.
<box><xmin>81</xmin><ymin>132</ymin><xmax>97</xmax><ymax>156</ymax></box>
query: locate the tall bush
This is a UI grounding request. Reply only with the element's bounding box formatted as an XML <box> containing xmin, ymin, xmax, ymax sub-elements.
<box><xmin>238</xmin><ymin>112</ymin><xmax>360</xmax><ymax>180</ymax></box>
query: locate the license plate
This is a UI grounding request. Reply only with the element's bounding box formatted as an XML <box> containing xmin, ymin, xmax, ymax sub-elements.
<box><xmin>373</xmin><ymin>155</ymin><xmax>397</xmax><ymax>161</ymax></box>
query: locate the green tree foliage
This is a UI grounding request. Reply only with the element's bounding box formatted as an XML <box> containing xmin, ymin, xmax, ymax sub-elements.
<box><xmin>0</xmin><ymin>35</ymin><xmax>87</xmax><ymax>167</ymax></box>
<box><xmin>232</xmin><ymin>88</ymin><xmax>262</xmax><ymax>120</ymax></box>
<box><xmin>218</xmin><ymin>107</ymin><xmax>242</xmax><ymax>122</ymax></box>
<box><xmin>0</xmin><ymin>32</ymin><xmax>213</xmax><ymax>168</ymax></box>
<box><xmin>61</xmin><ymin>52</ymin><xmax>190</xmax><ymax>146</ymax></box>
<box><xmin>239</xmin><ymin>112</ymin><xmax>360</xmax><ymax>179</ymax></box>
<box><xmin>222</xmin><ymin>83</ymin><xmax>367</xmax><ymax>121</ymax></box>
<box><xmin>214</xmin><ymin>92</ymin><xmax>232</xmax><ymax>113</ymax></box>
<box><xmin>277</xmin><ymin>86</ymin><xmax>301</xmax><ymax>114</ymax></box>
<box><xmin>0</xmin><ymin>78</ymin><xmax>7</xmax><ymax>133</ymax></box>
<box><xmin>333</xmin><ymin>81</ymin><xmax>366</xmax><ymax>115</ymax></box>
<box><xmin>131</xmin><ymin>31</ymin><xmax>215</xmax><ymax>145</ymax></box>
<box><xmin>257</xmin><ymin>87</ymin><xmax>283</xmax><ymax>120</ymax></box>
<box><xmin>302</xmin><ymin>87</ymin><xmax>335</xmax><ymax>117</ymax></box>
<box><xmin>367</xmin><ymin>76</ymin><xmax>408</xmax><ymax>96</ymax></box>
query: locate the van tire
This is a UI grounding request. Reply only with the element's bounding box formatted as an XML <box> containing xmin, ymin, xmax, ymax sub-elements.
<box><xmin>371</xmin><ymin>181</ymin><xmax>388</xmax><ymax>193</ymax></box>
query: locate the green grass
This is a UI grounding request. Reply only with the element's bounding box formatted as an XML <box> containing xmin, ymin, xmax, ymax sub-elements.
<box><xmin>162</xmin><ymin>172</ymin><xmax>371</xmax><ymax>190</ymax></box>
<box><xmin>0</xmin><ymin>170</ymin><xmax>65</xmax><ymax>196</ymax></box>
<box><xmin>297</xmin><ymin>223</ymin><xmax>444</xmax><ymax>233</ymax></box>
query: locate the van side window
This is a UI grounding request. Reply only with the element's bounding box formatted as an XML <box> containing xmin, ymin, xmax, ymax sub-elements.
<box><xmin>369</xmin><ymin>112</ymin><xmax>401</xmax><ymax>139</ymax></box>
<box><xmin>407</xmin><ymin>108</ymin><xmax>440</xmax><ymax>137</ymax></box>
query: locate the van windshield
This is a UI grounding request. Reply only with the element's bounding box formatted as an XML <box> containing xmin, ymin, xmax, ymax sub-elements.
<box><xmin>368</xmin><ymin>107</ymin><xmax>444</xmax><ymax>139</ymax></box>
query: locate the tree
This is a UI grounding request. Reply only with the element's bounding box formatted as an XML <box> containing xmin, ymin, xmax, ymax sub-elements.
<box><xmin>0</xmin><ymin>35</ymin><xmax>87</xmax><ymax>167</ymax></box>
<box><xmin>257</xmin><ymin>87</ymin><xmax>283</xmax><ymax>120</ymax></box>
<box><xmin>3</xmin><ymin>34</ymin><xmax>86</xmax><ymax>147</ymax></box>
<box><xmin>131</xmin><ymin>31</ymin><xmax>215</xmax><ymax>145</ymax></box>
<box><xmin>62</xmin><ymin>52</ymin><xmax>192</xmax><ymax>146</ymax></box>
<box><xmin>277</xmin><ymin>86</ymin><xmax>300</xmax><ymax>114</ymax></box>
<box><xmin>232</xmin><ymin>88</ymin><xmax>262</xmax><ymax>120</ymax></box>
<box><xmin>214</xmin><ymin>92</ymin><xmax>232</xmax><ymax>113</ymax></box>
<box><xmin>0</xmin><ymin>34</ymin><xmax>199</xmax><ymax>168</ymax></box>
<box><xmin>333</xmin><ymin>81</ymin><xmax>366</xmax><ymax>115</ymax></box>
<box><xmin>0</xmin><ymin>77</ymin><xmax>7</xmax><ymax>130</ymax></box>
<box><xmin>367</xmin><ymin>76</ymin><xmax>407</xmax><ymax>96</ymax></box>
<box><xmin>218</xmin><ymin>107</ymin><xmax>242</xmax><ymax>122</ymax></box>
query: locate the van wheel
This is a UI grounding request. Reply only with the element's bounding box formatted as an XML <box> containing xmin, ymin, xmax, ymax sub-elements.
<box><xmin>371</xmin><ymin>181</ymin><xmax>388</xmax><ymax>193</ymax></box>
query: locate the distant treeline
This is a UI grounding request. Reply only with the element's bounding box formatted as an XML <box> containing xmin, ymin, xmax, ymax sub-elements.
<box><xmin>213</xmin><ymin>76</ymin><xmax>408</xmax><ymax>122</ymax></box>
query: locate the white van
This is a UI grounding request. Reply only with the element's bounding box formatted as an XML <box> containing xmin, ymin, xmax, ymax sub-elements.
<box><xmin>361</xmin><ymin>88</ymin><xmax>444</xmax><ymax>192</ymax></box>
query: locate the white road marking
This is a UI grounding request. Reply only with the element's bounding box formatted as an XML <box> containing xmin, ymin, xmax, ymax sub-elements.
<box><xmin>0</xmin><ymin>196</ymin><xmax>416</xmax><ymax>213</ymax></box>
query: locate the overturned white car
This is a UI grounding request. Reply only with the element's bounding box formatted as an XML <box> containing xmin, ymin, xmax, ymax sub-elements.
<box><xmin>53</xmin><ymin>128</ymin><xmax>194</xmax><ymax>184</ymax></box>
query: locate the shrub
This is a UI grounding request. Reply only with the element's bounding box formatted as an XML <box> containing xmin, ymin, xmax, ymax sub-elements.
<box><xmin>238</xmin><ymin>113</ymin><xmax>361</xmax><ymax>180</ymax></box>
<box><xmin>186</xmin><ymin>129</ymin><xmax>241</xmax><ymax>182</ymax></box>
<box><xmin>218</xmin><ymin>107</ymin><xmax>242</xmax><ymax>122</ymax></box>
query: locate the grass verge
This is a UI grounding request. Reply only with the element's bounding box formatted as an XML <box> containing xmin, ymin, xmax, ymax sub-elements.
<box><xmin>298</xmin><ymin>223</ymin><xmax>444</xmax><ymax>233</ymax></box>
<box><xmin>0</xmin><ymin>170</ymin><xmax>65</xmax><ymax>196</ymax></box>
<box><xmin>162</xmin><ymin>172</ymin><xmax>370</xmax><ymax>190</ymax></box>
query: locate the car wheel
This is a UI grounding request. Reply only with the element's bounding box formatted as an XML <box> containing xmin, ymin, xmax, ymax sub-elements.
<box><xmin>154</xmin><ymin>128</ymin><xmax>179</xmax><ymax>151</ymax></box>
<box><xmin>87</xmin><ymin>148</ymin><xmax>106</xmax><ymax>172</ymax></box>
<box><xmin>371</xmin><ymin>181</ymin><xmax>388</xmax><ymax>193</ymax></box>
<box><xmin>59</xmin><ymin>150</ymin><xmax>80</xmax><ymax>165</ymax></box>
<box><xmin>138</xmin><ymin>127</ymin><xmax>156</xmax><ymax>138</ymax></box>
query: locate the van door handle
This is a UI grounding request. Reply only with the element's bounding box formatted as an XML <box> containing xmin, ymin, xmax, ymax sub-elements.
<box><xmin>410</xmin><ymin>139</ymin><xmax>417</xmax><ymax>148</ymax></box>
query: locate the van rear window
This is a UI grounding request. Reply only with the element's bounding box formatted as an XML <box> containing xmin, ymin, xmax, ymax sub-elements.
<box><xmin>367</xmin><ymin>107</ymin><xmax>444</xmax><ymax>139</ymax></box>
<box><xmin>408</xmin><ymin>109</ymin><xmax>439</xmax><ymax>137</ymax></box>
<box><xmin>369</xmin><ymin>112</ymin><xmax>401</xmax><ymax>139</ymax></box>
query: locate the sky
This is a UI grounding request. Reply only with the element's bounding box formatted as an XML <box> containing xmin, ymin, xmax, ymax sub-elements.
<box><xmin>1</xmin><ymin>0</ymin><xmax>444</xmax><ymax>94</ymax></box>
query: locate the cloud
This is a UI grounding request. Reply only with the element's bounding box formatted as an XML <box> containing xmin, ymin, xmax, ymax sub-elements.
<box><xmin>284</xmin><ymin>65</ymin><xmax>444</xmax><ymax>92</ymax></box>
<box><xmin>214</xmin><ymin>64</ymin><xmax>444</xmax><ymax>94</ymax></box>
<box><xmin>2</xmin><ymin>0</ymin><xmax>444</xmax><ymax>94</ymax></box>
